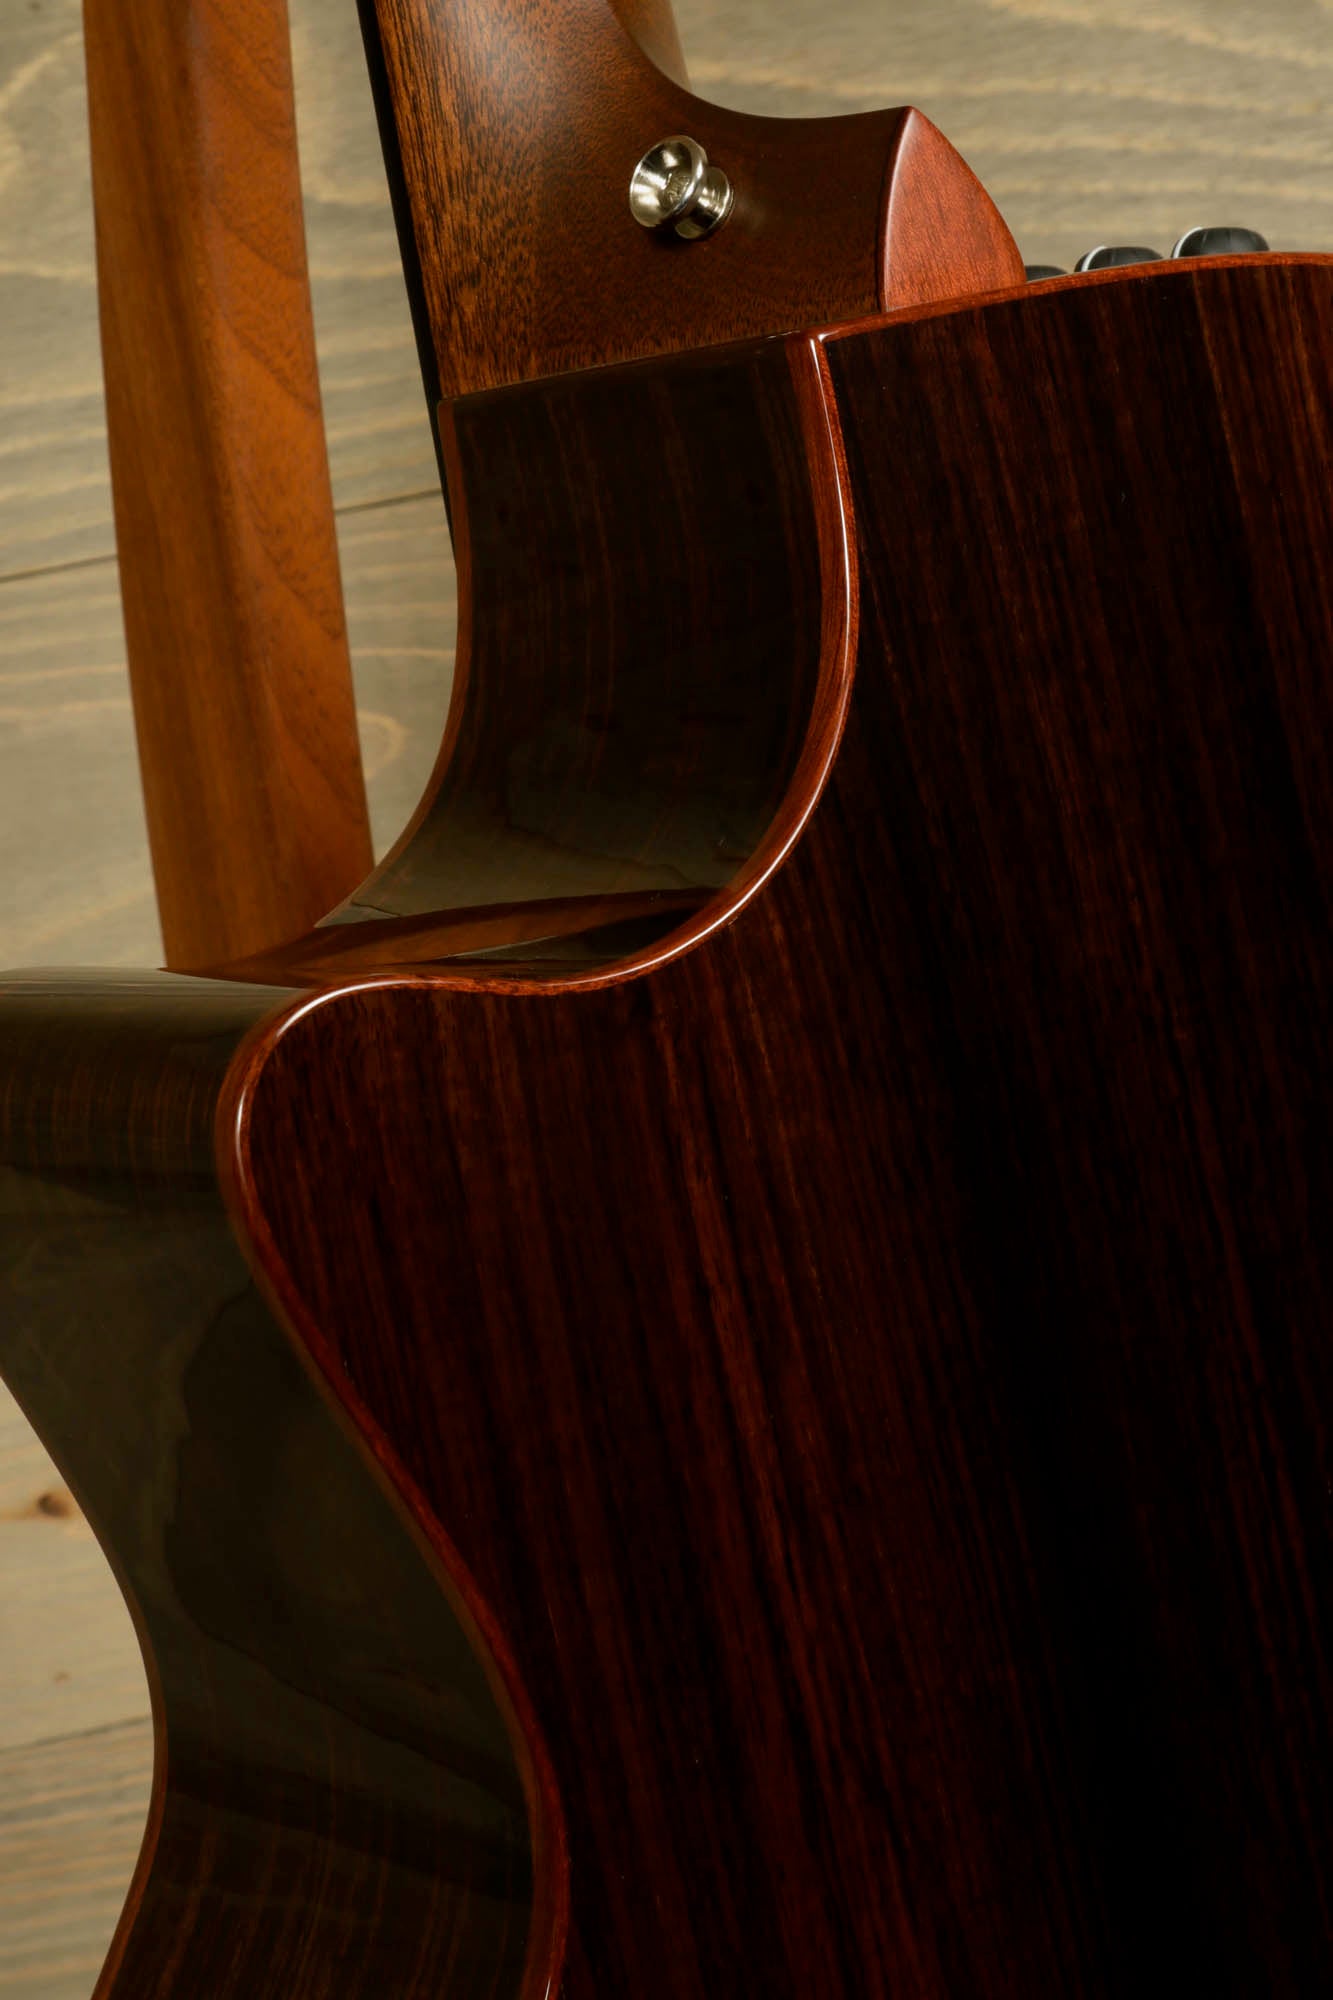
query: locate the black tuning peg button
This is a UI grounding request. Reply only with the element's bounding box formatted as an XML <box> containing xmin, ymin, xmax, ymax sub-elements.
<box><xmin>1024</xmin><ymin>264</ymin><xmax>1066</xmax><ymax>281</ymax></box>
<box><xmin>1074</xmin><ymin>245</ymin><xmax>1164</xmax><ymax>272</ymax></box>
<box><xmin>1171</xmin><ymin>226</ymin><xmax>1270</xmax><ymax>257</ymax></box>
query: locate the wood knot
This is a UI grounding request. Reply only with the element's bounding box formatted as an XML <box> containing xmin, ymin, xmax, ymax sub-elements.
<box><xmin>35</xmin><ymin>1487</ymin><xmax>74</xmax><ymax>1519</ymax></box>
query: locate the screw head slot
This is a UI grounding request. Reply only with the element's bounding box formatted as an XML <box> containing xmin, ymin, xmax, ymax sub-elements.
<box><xmin>629</xmin><ymin>136</ymin><xmax>733</xmax><ymax>241</ymax></box>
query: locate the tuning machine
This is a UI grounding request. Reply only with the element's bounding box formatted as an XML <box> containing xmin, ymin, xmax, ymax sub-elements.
<box><xmin>1171</xmin><ymin>226</ymin><xmax>1270</xmax><ymax>257</ymax></box>
<box><xmin>1027</xmin><ymin>225</ymin><xmax>1271</xmax><ymax>282</ymax></box>
<box><xmin>1074</xmin><ymin>245</ymin><xmax>1164</xmax><ymax>272</ymax></box>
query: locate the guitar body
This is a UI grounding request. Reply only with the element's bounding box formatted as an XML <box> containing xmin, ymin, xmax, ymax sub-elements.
<box><xmin>4</xmin><ymin>258</ymin><xmax>1333</xmax><ymax>1996</ymax></box>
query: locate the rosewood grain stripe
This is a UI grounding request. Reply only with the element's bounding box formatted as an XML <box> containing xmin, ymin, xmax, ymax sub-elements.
<box><xmin>0</xmin><ymin>973</ymin><xmax>549</xmax><ymax>2000</ymax></box>
<box><xmin>226</xmin><ymin>260</ymin><xmax>1333</xmax><ymax>1996</ymax></box>
<box><xmin>4</xmin><ymin>258</ymin><xmax>1332</xmax><ymax>1999</ymax></box>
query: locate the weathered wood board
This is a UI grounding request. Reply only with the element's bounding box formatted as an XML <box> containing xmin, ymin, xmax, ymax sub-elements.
<box><xmin>0</xmin><ymin>1723</ymin><xmax>152</xmax><ymax>2000</ymax></box>
<box><xmin>0</xmin><ymin>498</ymin><xmax>453</xmax><ymax>967</ymax></box>
<box><xmin>0</xmin><ymin>0</ymin><xmax>438</xmax><ymax>580</ymax></box>
<box><xmin>0</xmin><ymin>1402</ymin><xmax>147</xmax><ymax>1756</ymax></box>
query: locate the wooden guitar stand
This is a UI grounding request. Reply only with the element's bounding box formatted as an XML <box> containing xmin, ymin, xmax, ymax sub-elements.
<box><xmin>3</xmin><ymin>2</ymin><xmax>1332</xmax><ymax>1994</ymax></box>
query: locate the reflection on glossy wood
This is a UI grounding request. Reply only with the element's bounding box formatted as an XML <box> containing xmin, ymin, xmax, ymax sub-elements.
<box><xmin>0</xmin><ymin>975</ymin><xmax>558</xmax><ymax>2000</ymax></box>
<box><xmin>211</xmin><ymin>331</ymin><xmax>853</xmax><ymax>983</ymax></box>
<box><xmin>336</xmin><ymin>337</ymin><xmax>849</xmax><ymax>936</ymax></box>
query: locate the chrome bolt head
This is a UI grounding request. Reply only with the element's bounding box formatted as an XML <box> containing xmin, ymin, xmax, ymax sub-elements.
<box><xmin>629</xmin><ymin>136</ymin><xmax>733</xmax><ymax>241</ymax></box>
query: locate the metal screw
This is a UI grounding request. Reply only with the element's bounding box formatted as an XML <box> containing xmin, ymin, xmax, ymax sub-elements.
<box><xmin>629</xmin><ymin>136</ymin><xmax>733</xmax><ymax>241</ymax></box>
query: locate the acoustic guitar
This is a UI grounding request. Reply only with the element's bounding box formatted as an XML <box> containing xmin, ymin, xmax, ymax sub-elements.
<box><xmin>2</xmin><ymin>1</ymin><xmax>1331</xmax><ymax>1994</ymax></box>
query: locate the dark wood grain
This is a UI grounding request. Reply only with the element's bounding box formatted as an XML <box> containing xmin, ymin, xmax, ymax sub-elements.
<box><xmin>0</xmin><ymin>972</ymin><xmax>561</xmax><ymax>2000</ymax></box>
<box><xmin>5</xmin><ymin>259</ymin><xmax>1333</xmax><ymax>1994</ymax></box>
<box><xmin>357</xmin><ymin>0</ymin><xmax>1024</xmax><ymax>403</ymax></box>
<box><xmin>336</xmin><ymin>336</ymin><xmax>848</xmax><ymax>936</ymax></box>
<box><xmin>211</xmin><ymin>330</ymin><xmax>853</xmax><ymax>982</ymax></box>
<box><xmin>217</xmin><ymin>259</ymin><xmax>1329</xmax><ymax>1996</ymax></box>
<box><xmin>85</xmin><ymin>0</ymin><xmax>374</xmax><ymax>969</ymax></box>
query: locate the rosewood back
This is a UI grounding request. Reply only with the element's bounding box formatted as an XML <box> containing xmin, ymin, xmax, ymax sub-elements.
<box><xmin>226</xmin><ymin>259</ymin><xmax>1333</xmax><ymax>1996</ymax></box>
<box><xmin>6</xmin><ymin>255</ymin><xmax>1329</xmax><ymax>1998</ymax></box>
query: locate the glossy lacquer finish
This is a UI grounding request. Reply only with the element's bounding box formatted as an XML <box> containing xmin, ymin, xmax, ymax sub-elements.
<box><xmin>226</xmin><ymin>260</ymin><xmax>1332</xmax><ymax>1997</ymax></box>
<box><xmin>345</xmin><ymin>344</ymin><xmax>844</xmax><ymax>929</ymax></box>
<box><xmin>0</xmin><ymin>978</ymin><xmax>554</xmax><ymax>1999</ymax></box>
<box><xmin>217</xmin><ymin>335</ymin><xmax>851</xmax><ymax>982</ymax></box>
<box><xmin>5</xmin><ymin>259</ymin><xmax>1333</xmax><ymax>1996</ymax></box>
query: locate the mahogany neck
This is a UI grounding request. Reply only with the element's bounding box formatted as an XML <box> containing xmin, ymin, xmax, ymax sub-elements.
<box><xmin>358</xmin><ymin>0</ymin><xmax>1024</xmax><ymax>401</ymax></box>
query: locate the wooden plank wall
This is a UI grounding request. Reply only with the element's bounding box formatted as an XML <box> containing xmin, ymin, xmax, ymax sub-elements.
<box><xmin>1</xmin><ymin>0</ymin><xmax>1330</xmax><ymax>1989</ymax></box>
